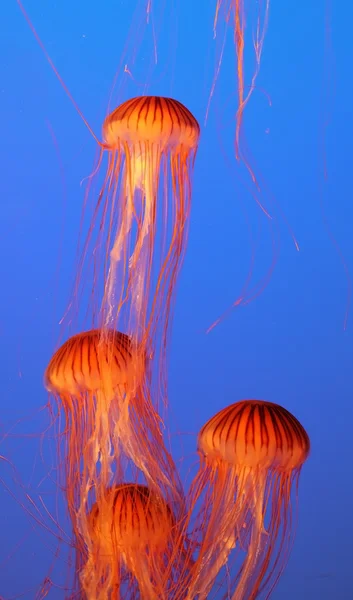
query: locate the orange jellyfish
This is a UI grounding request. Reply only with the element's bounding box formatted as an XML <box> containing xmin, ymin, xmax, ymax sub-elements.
<box><xmin>211</xmin><ymin>1</ymin><xmax>270</xmax><ymax>160</ymax></box>
<box><xmin>83</xmin><ymin>97</ymin><xmax>200</xmax><ymax>409</ymax></box>
<box><xmin>97</xmin><ymin>96</ymin><xmax>199</xmax><ymax>331</ymax></box>
<box><xmin>184</xmin><ymin>399</ymin><xmax>310</xmax><ymax>599</ymax></box>
<box><xmin>44</xmin><ymin>329</ymin><xmax>185</xmax><ymax>551</ymax></box>
<box><xmin>80</xmin><ymin>483</ymin><xmax>191</xmax><ymax>600</ymax></box>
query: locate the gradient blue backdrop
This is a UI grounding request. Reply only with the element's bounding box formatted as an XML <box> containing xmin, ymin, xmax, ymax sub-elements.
<box><xmin>1</xmin><ymin>1</ymin><xmax>352</xmax><ymax>598</ymax></box>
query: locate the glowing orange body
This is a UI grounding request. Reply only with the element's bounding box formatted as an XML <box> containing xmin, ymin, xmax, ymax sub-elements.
<box><xmin>183</xmin><ymin>400</ymin><xmax>310</xmax><ymax>600</ymax></box>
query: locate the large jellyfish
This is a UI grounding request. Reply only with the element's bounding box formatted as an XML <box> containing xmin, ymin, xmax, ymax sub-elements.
<box><xmin>79</xmin><ymin>96</ymin><xmax>200</xmax><ymax>410</ymax></box>
<box><xmin>44</xmin><ymin>329</ymin><xmax>185</xmax><ymax>551</ymax></box>
<box><xmin>80</xmin><ymin>483</ymin><xmax>191</xmax><ymax>600</ymax></box>
<box><xmin>184</xmin><ymin>399</ymin><xmax>310</xmax><ymax>599</ymax></box>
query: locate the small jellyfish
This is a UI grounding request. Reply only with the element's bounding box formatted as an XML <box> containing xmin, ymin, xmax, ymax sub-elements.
<box><xmin>80</xmin><ymin>483</ymin><xmax>189</xmax><ymax>600</ymax></box>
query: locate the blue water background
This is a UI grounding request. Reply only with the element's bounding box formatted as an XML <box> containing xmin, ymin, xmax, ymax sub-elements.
<box><xmin>0</xmin><ymin>1</ymin><xmax>352</xmax><ymax>598</ymax></box>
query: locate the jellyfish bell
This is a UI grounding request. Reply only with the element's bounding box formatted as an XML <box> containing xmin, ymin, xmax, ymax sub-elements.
<box><xmin>44</xmin><ymin>329</ymin><xmax>143</xmax><ymax>398</ymax></box>
<box><xmin>87</xmin><ymin>484</ymin><xmax>173</xmax><ymax>554</ymax></box>
<box><xmin>186</xmin><ymin>399</ymin><xmax>310</xmax><ymax>600</ymax></box>
<box><xmin>81</xmin><ymin>483</ymin><xmax>186</xmax><ymax>600</ymax></box>
<box><xmin>199</xmin><ymin>399</ymin><xmax>310</xmax><ymax>472</ymax></box>
<box><xmin>103</xmin><ymin>96</ymin><xmax>199</xmax><ymax>153</ymax></box>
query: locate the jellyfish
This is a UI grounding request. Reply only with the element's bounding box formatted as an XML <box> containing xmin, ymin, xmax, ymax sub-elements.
<box><xmin>80</xmin><ymin>483</ymin><xmax>191</xmax><ymax>600</ymax></box>
<box><xmin>44</xmin><ymin>329</ymin><xmax>185</xmax><ymax>551</ymax></box>
<box><xmin>89</xmin><ymin>96</ymin><xmax>200</xmax><ymax>409</ymax></box>
<box><xmin>89</xmin><ymin>96</ymin><xmax>199</xmax><ymax>334</ymax></box>
<box><xmin>184</xmin><ymin>399</ymin><xmax>310</xmax><ymax>600</ymax></box>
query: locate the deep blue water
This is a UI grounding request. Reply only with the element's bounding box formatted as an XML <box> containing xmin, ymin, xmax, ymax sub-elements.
<box><xmin>1</xmin><ymin>1</ymin><xmax>352</xmax><ymax>598</ymax></box>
